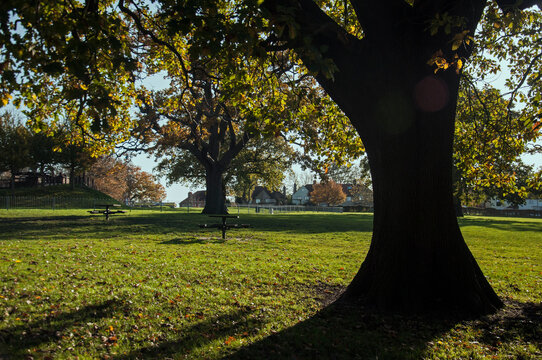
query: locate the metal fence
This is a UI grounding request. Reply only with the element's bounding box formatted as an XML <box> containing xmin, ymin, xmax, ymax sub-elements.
<box><xmin>462</xmin><ymin>207</ymin><xmax>542</xmax><ymax>218</ymax></box>
<box><xmin>1</xmin><ymin>196</ymin><xmax>115</xmax><ymax>210</ymax></box>
<box><xmin>178</xmin><ymin>204</ymin><xmax>345</xmax><ymax>214</ymax></box>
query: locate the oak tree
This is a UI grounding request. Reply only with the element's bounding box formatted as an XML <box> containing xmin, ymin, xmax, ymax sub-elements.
<box><xmin>261</xmin><ymin>0</ymin><xmax>541</xmax><ymax>314</ymax></box>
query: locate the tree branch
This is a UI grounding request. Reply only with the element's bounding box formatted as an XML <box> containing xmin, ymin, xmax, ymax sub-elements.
<box><xmin>118</xmin><ymin>0</ymin><xmax>191</xmax><ymax>85</ymax></box>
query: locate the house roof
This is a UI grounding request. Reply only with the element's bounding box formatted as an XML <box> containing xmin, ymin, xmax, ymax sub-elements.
<box><xmin>270</xmin><ymin>191</ymin><xmax>286</xmax><ymax>201</ymax></box>
<box><xmin>180</xmin><ymin>190</ymin><xmax>206</xmax><ymax>203</ymax></box>
<box><xmin>251</xmin><ymin>186</ymin><xmax>269</xmax><ymax>199</ymax></box>
<box><xmin>252</xmin><ymin>186</ymin><xmax>285</xmax><ymax>200</ymax></box>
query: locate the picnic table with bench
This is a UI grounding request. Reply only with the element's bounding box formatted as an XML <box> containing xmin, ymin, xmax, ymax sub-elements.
<box><xmin>199</xmin><ymin>215</ymin><xmax>250</xmax><ymax>239</ymax></box>
<box><xmin>88</xmin><ymin>204</ymin><xmax>126</xmax><ymax>220</ymax></box>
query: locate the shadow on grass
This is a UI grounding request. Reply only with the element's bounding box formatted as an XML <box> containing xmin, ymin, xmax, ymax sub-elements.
<box><xmin>472</xmin><ymin>300</ymin><xmax>542</xmax><ymax>349</ymax></box>
<box><xmin>223</xmin><ymin>301</ymin><xmax>455</xmax><ymax>360</ymax></box>
<box><xmin>159</xmin><ymin>237</ymin><xmax>226</xmax><ymax>245</ymax></box>
<box><xmin>0</xmin><ymin>300</ymin><xmax>120</xmax><ymax>358</ymax></box>
<box><xmin>0</xmin><ymin>212</ymin><xmax>375</xmax><ymax>241</ymax></box>
<box><xmin>111</xmin><ymin>309</ymin><xmax>261</xmax><ymax>360</ymax></box>
<box><xmin>459</xmin><ymin>216</ymin><xmax>542</xmax><ymax>233</ymax></box>
<box><xmin>2</xmin><ymin>212</ymin><xmax>540</xmax><ymax>243</ymax></box>
<box><xmin>224</xmin><ymin>299</ymin><xmax>541</xmax><ymax>360</ymax></box>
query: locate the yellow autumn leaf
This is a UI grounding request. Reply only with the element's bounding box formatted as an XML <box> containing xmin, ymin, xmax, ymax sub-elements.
<box><xmin>455</xmin><ymin>59</ymin><xmax>463</xmax><ymax>74</ymax></box>
<box><xmin>1</xmin><ymin>93</ymin><xmax>12</xmax><ymax>106</ymax></box>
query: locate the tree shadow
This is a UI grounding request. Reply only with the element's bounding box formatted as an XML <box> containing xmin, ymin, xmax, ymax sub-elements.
<box><xmin>470</xmin><ymin>300</ymin><xmax>541</xmax><ymax>349</ymax></box>
<box><xmin>0</xmin><ymin>212</ymin><xmax>374</xmax><ymax>241</ymax></box>
<box><xmin>111</xmin><ymin>309</ymin><xmax>261</xmax><ymax>360</ymax></box>
<box><xmin>0</xmin><ymin>300</ymin><xmax>120</xmax><ymax>358</ymax></box>
<box><xmin>223</xmin><ymin>299</ymin><xmax>457</xmax><ymax>360</ymax></box>
<box><xmin>241</xmin><ymin>213</ymin><xmax>374</xmax><ymax>234</ymax></box>
<box><xmin>159</xmin><ymin>237</ymin><xmax>226</xmax><ymax>245</ymax></box>
<box><xmin>224</xmin><ymin>298</ymin><xmax>541</xmax><ymax>360</ymax></box>
<box><xmin>459</xmin><ymin>217</ymin><xmax>542</xmax><ymax>233</ymax></box>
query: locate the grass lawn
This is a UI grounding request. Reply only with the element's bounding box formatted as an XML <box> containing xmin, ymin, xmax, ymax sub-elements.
<box><xmin>0</xmin><ymin>209</ymin><xmax>540</xmax><ymax>359</ymax></box>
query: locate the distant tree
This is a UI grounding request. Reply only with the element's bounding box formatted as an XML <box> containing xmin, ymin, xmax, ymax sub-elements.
<box><xmin>287</xmin><ymin>170</ymin><xmax>316</xmax><ymax>191</ymax></box>
<box><xmin>310</xmin><ymin>180</ymin><xmax>346</xmax><ymax>206</ymax></box>
<box><xmin>56</xmin><ymin>142</ymin><xmax>96</xmax><ymax>189</ymax></box>
<box><xmin>228</xmin><ymin>137</ymin><xmax>295</xmax><ymax>203</ymax></box>
<box><xmin>321</xmin><ymin>156</ymin><xmax>372</xmax><ymax>185</ymax></box>
<box><xmin>0</xmin><ymin>111</ymin><xmax>32</xmax><ymax>190</ymax></box>
<box><xmin>136</xmin><ymin>56</ymin><xmax>297</xmax><ymax>214</ymax></box>
<box><xmin>124</xmin><ymin>166</ymin><xmax>166</xmax><ymax>204</ymax></box>
<box><xmin>90</xmin><ymin>157</ymin><xmax>129</xmax><ymax>201</ymax></box>
<box><xmin>351</xmin><ymin>179</ymin><xmax>374</xmax><ymax>206</ymax></box>
<box><xmin>28</xmin><ymin>131</ymin><xmax>61</xmax><ymax>183</ymax></box>
<box><xmin>90</xmin><ymin>156</ymin><xmax>165</xmax><ymax>203</ymax></box>
<box><xmin>156</xmin><ymin>135</ymin><xmax>294</xmax><ymax>204</ymax></box>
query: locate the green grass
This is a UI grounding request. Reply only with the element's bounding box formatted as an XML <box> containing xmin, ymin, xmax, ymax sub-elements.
<box><xmin>0</xmin><ymin>210</ymin><xmax>540</xmax><ymax>359</ymax></box>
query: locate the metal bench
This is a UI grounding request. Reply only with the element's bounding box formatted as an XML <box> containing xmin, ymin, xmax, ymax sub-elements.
<box><xmin>199</xmin><ymin>215</ymin><xmax>250</xmax><ymax>239</ymax></box>
<box><xmin>88</xmin><ymin>204</ymin><xmax>126</xmax><ymax>220</ymax></box>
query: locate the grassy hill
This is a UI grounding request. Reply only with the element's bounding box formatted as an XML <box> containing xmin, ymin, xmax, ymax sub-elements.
<box><xmin>0</xmin><ymin>184</ymin><xmax>112</xmax><ymax>198</ymax></box>
<box><xmin>0</xmin><ymin>185</ymin><xmax>120</xmax><ymax>209</ymax></box>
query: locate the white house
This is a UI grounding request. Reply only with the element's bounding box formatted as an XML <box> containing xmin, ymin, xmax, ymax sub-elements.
<box><xmin>291</xmin><ymin>184</ymin><xmax>314</xmax><ymax>205</ymax></box>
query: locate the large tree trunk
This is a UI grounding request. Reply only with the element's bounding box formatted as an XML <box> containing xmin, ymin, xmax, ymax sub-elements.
<box><xmin>202</xmin><ymin>166</ymin><xmax>228</xmax><ymax>214</ymax></box>
<box><xmin>335</xmin><ymin>59</ymin><xmax>502</xmax><ymax>315</ymax></box>
<box><xmin>263</xmin><ymin>0</ymin><xmax>504</xmax><ymax>316</ymax></box>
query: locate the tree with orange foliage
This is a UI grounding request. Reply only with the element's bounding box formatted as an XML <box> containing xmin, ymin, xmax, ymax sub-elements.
<box><xmin>310</xmin><ymin>180</ymin><xmax>346</xmax><ymax>206</ymax></box>
<box><xmin>90</xmin><ymin>157</ymin><xmax>165</xmax><ymax>203</ymax></box>
<box><xmin>124</xmin><ymin>167</ymin><xmax>166</xmax><ymax>204</ymax></box>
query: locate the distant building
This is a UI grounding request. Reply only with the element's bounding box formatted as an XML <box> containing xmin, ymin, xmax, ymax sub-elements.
<box><xmin>291</xmin><ymin>184</ymin><xmax>314</xmax><ymax>205</ymax></box>
<box><xmin>179</xmin><ymin>191</ymin><xmax>206</xmax><ymax>207</ymax></box>
<box><xmin>251</xmin><ymin>186</ymin><xmax>286</xmax><ymax>205</ymax></box>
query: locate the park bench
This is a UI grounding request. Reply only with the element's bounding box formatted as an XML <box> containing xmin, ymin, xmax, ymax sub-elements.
<box><xmin>199</xmin><ymin>215</ymin><xmax>250</xmax><ymax>239</ymax></box>
<box><xmin>88</xmin><ymin>204</ymin><xmax>126</xmax><ymax>220</ymax></box>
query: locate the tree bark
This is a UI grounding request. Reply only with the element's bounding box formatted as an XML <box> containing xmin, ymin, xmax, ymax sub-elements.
<box><xmin>202</xmin><ymin>165</ymin><xmax>229</xmax><ymax>214</ymax></box>
<box><xmin>335</xmin><ymin>58</ymin><xmax>502</xmax><ymax>315</ymax></box>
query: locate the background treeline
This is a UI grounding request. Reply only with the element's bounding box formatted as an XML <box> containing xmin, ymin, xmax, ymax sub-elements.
<box><xmin>0</xmin><ymin>111</ymin><xmax>165</xmax><ymax>203</ymax></box>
